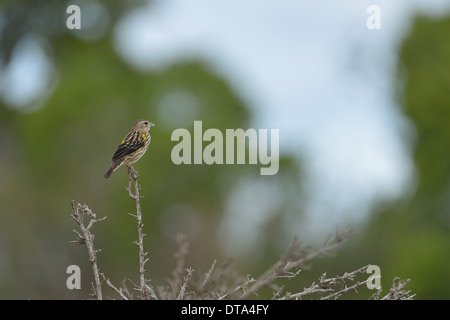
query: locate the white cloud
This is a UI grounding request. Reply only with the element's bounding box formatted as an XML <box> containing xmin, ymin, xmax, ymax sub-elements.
<box><xmin>114</xmin><ymin>0</ymin><xmax>449</xmax><ymax>247</ymax></box>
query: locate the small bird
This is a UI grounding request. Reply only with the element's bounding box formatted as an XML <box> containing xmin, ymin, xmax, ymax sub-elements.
<box><xmin>104</xmin><ymin>119</ymin><xmax>155</xmax><ymax>178</ymax></box>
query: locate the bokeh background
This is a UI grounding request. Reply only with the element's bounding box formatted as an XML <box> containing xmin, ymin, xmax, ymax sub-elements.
<box><xmin>0</xmin><ymin>0</ymin><xmax>450</xmax><ymax>299</ymax></box>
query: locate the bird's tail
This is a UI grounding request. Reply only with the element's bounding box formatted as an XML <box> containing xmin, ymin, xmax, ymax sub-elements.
<box><xmin>104</xmin><ymin>160</ymin><xmax>123</xmax><ymax>178</ymax></box>
<box><xmin>104</xmin><ymin>166</ymin><xmax>114</xmax><ymax>178</ymax></box>
<box><xmin>104</xmin><ymin>162</ymin><xmax>120</xmax><ymax>179</ymax></box>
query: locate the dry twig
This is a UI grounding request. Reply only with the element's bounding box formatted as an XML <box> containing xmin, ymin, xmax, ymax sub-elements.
<box><xmin>70</xmin><ymin>189</ymin><xmax>414</xmax><ymax>300</ymax></box>
<box><xmin>126</xmin><ymin>169</ymin><xmax>151</xmax><ymax>300</ymax></box>
<box><xmin>240</xmin><ymin>228</ymin><xmax>355</xmax><ymax>299</ymax></box>
<box><xmin>70</xmin><ymin>201</ymin><xmax>106</xmax><ymax>300</ymax></box>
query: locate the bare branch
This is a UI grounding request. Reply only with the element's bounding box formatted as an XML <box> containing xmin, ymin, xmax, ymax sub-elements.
<box><xmin>177</xmin><ymin>268</ymin><xmax>194</xmax><ymax>300</ymax></box>
<box><xmin>127</xmin><ymin>169</ymin><xmax>151</xmax><ymax>300</ymax></box>
<box><xmin>241</xmin><ymin>228</ymin><xmax>355</xmax><ymax>299</ymax></box>
<box><xmin>101</xmin><ymin>274</ymin><xmax>129</xmax><ymax>300</ymax></box>
<box><xmin>70</xmin><ymin>201</ymin><xmax>106</xmax><ymax>300</ymax></box>
<box><xmin>218</xmin><ymin>274</ymin><xmax>255</xmax><ymax>300</ymax></box>
<box><xmin>201</xmin><ymin>259</ymin><xmax>217</xmax><ymax>291</ymax></box>
<box><xmin>70</xmin><ymin>194</ymin><xmax>413</xmax><ymax>301</ymax></box>
<box><xmin>381</xmin><ymin>277</ymin><xmax>415</xmax><ymax>300</ymax></box>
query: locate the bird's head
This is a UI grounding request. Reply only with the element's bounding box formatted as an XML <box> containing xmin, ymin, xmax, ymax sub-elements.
<box><xmin>134</xmin><ymin>119</ymin><xmax>155</xmax><ymax>132</ymax></box>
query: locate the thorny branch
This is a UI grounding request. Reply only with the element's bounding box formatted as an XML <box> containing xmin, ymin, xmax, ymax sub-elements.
<box><xmin>70</xmin><ymin>201</ymin><xmax>106</xmax><ymax>300</ymax></box>
<box><xmin>70</xmin><ymin>192</ymin><xmax>414</xmax><ymax>300</ymax></box>
<box><xmin>126</xmin><ymin>169</ymin><xmax>152</xmax><ymax>300</ymax></box>
<box><xmin>240</xmin><ymin>228</ymin><xmax>355</xmax><ymax>299</ymax></box>
<box><xmin>380</xmin><ymin>277</ymin><xmax>415</xmax><ymax>300</ymax></box>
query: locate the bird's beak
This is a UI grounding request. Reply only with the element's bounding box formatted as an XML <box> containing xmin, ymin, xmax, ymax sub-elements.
<box><xmin>149</xmin><ymin>122</ymin><xmax>155</xmax><ymax>127</ymax></box>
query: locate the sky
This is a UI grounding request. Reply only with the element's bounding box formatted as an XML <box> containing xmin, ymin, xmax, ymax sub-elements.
<box><xmin>112</xmin><ymin>0</ymin><xmax>450</xmax><ymax>255</ymax></box>
<box><xmin>2</xmin><ymin>0</ymin><xmax>450</xmax><ymax>257</ymax></box>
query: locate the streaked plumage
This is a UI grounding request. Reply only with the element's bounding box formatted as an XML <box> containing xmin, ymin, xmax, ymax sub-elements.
<box><xmin>104</xmin><ymin>119</ymin><xmax>155</xmax><ymax>178</ymax></box>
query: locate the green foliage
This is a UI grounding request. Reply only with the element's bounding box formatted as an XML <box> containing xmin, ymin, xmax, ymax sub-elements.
<box><xmin>332</xmin><ymin>16</ymin><xmax>450</xmax><ymax>299</ymax></box>
<box><xmin>0</xmin><ymin>2</ymin><xmax>301</xmax><ymax>298</ymax></box>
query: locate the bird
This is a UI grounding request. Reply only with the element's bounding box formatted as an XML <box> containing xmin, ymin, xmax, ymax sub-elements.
<box><xmin>104</xmin><ymin>119</ymin><xmax>155</xmax><ymax>178</ymax></box>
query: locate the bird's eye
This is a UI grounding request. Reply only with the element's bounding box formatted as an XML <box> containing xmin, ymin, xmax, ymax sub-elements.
<box><xmin>144</xmin><ymin>121</ymin><xmax>149</xmax><ymax>125</ymax></box>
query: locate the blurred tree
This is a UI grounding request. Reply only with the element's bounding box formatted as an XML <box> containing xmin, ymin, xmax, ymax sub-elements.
<box><xmin>0</xmin><ymin>1</ymin><xmax>303</xmax><ymax>299</ymax></box>
<box><xmin>328</xmin><ymin>15</ymin><xmax>450</xmax><ymax>299</ymax></box>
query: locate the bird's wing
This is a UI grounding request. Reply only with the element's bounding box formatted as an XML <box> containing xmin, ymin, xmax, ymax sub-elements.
<box><xmin>112</xmin><ymin>131</ymin><xmax>146</xmax><ymax>160</ymax></box>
